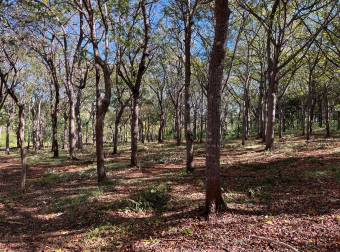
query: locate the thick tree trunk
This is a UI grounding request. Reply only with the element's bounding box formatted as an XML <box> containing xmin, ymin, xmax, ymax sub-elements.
<box><xmin>205</xmin><ymin>0</ymin><xmax>229</xmax><ymax>215</ymax></box>
<box><xmin>131</xmin><ymin>93</ymin><xmax>140</xmax><ymax>167</ymax></box>
<box><xmin>18</xmin><ymin>105</ymin><xmax>27</xmax><ymax>192</ymax></box>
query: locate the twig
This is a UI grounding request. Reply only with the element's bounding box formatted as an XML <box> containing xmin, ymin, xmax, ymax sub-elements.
<box><xmin>250</xmin><ymin>235</ymin><xmax>300</xmax><ymax>252</ymax></box>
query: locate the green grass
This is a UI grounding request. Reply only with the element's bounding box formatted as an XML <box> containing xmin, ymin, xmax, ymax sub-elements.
<box><xmin>36</xmin><ymin>169</ymin><xmax>96</xmax><ymax>186</ymax></box>
<box><xmin>50</xmin><ymin>188</ymin><xmax>103</xmax><ymax>212</ymax></box>
<box><xmin>121</xmin><ymin>183</ymin><xmax>171</xmax><ymax>212</ymax></box>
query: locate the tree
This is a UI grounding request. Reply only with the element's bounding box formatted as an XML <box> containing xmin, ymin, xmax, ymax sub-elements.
<box><xmin>205</xmin><ymin>0</ymin><xmax>230</xmax><ymax>214</ymax></box>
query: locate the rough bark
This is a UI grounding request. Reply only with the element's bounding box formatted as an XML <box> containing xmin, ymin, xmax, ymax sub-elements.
<box><xmin>205</xmin><ymin>0</ymin><xmax>230</xmax><ymax>215</ymax></box>
<box><xmin>130</xmin><ymin>93</ymin><xmax>140</xmax><ymax>167</ymax></box>
<box><xmin>18</xmin><ymin>105</ymin><xmax>27</xmax><ymax>192</ymax></box>
<box><xmin>184</xmin><ymin>11</ymin><xmax>194</xmax><ymax>173</ymax></box>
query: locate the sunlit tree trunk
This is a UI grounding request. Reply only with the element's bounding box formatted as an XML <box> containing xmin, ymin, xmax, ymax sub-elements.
<box><xmin>205</xmin><ymin>0</ymin><xmax>230</xmax><ymax>214</ymax></box>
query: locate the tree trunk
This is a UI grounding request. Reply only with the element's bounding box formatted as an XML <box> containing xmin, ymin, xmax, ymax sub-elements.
<box><xmin>131</xmin><ymin>93</ymin><xmax>140</xmax><ymax>167</ymax></box>
<box><xmin>69</xmin><ymin>98</ymin><xmax>77</xmax><ymax>159</ymax></box>
<box><xmin>278</xmin><ymin>104</ymin><xmax>283</xmax><ymax>139</ymax></box>
<box><xmin>158</xmin><ymin>106</ymin><xmax>165</xmax><ymax>143</ymax></box>
<box><xmin>18</xmin><ymin>105</ymin><xmax>27</xmax><ymax>192</ymax></box>
<box><xmin>5</xmin><ymin>120</ymin><xmax>10</xmax><ymax>154</ymax></box>
<box><xmin>205</xmin><ymin>0</ymin><xmax>229</xmax><ymax>214</ymax></box>
<box><xmin>63</xmin><ymin>111</ymin><xmax>68</xmax><ymax>150</ymax></box>
<box><xmin>318</xmin><ymin>98</ymin><xmax>323</xmax><ymax>127</ymax></box>
<box><xmin>175</xmin><ymin>104</ymin><xmax>181</xmax><ymax>145</ymax></box>
<box><xmin>75</xmin><ymin>89</ymin><xmax>83</xmax><ymax>150</ymax></box>
<box><xmin>262</xmin><ymin>92</ymin><xmax>267</xmax><ymax>142</ymax></box>
<box><xmin>113</xmin><ymin>106</ymin><xmax>126</xmax><ymax>154</ymax></box>
<box><xmin>337</xmin><ymin>111</ymin><xmax>340</xmax><ymax>130</ymax></box>
<box><xmin>193</xmin><ymin>108</ymin><xmax>197</xmax><ymax>141</ymax></box>
<box><xmin>265</xmin><ymin>81</ymin><xmax>277</xmax><ymax>150</ymax></box>
<box><xmin>184</xmin><ymin>13</ymin><xmax>194</xmax><ymax>173</ymax></box>
<box><xmin>96</xmin><ymin>105</ymin><xmax>106</xmax><ymax>181</ymax></box>
<box><xmin>324</xmin><ymin>87</ymin><xmax>330</xmax><ymax>138</ymax></box>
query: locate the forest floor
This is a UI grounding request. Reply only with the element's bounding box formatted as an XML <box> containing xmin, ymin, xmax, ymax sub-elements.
<box><xmin>0</xmin><ymin>133</ymin><xmax>340</xmax><ymax>251</ymax></box>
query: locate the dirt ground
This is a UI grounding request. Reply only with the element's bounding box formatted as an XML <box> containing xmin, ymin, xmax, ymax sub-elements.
<box><xmin>0</xmin><ymin>135</ymin><xmax>339</xmax><ymax>251</ymax></box>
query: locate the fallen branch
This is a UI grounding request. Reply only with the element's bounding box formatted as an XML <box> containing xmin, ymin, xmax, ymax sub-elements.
<box><xmin>250</xmin><ymin>235</ymin><xmax>300</xmax><ymax>252</ymax></box>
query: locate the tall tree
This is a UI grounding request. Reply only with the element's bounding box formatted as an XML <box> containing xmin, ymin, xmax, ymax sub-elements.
<box><xmin>205</xmin><ymin>0</ymin><xmax>230</xmax><ymax>214</ymax></box>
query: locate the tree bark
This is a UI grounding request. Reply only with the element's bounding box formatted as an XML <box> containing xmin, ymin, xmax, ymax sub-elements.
<box><xmin>175</xmin><ymin>104</ymin><xmax>181</xmax><ymax>145</ymax></box>
<box><xmin>324</xmin><ymin>87</ymin><xmax>330</xmax><ymax>137</ymax></box>
<box><xmin>63</xmin><ymin>111</ymin><xmax>68</xmax><ymax>150</ymax></box>
<box><xmin>184</xmin><ymin>12</ymin><xmax>194</xmax><ymax>172</ymax></box>
<box><xmin>130</xmin><ymin>93</ymin><xmax>140</xmax><ymax>167</ymax></box>
<box><xmin>75</xmin><ymin>88</ymin><xmax>83</xmax><ymax>150</ymax></box>
<box><xmin>158</xmin><ymin>106</ymin><xmax>165</xmax><ymax>143</ymax></box>
<box><xmin>205</xmin><ymin>0</ymin><xmax>230</xmax><ymax>214</ymax></box>
<box><xmin>5</xmin><ymin>120</ymin><xmax>10</xmax><ymax>154</ymax></box>
<box><xmin>68</xmin><ymin>97</ymin><xmax>77</xmax><ymax>159</ymax></box>
<box><xmin>18</xmin><ymin>105</ymin><xmax>27</xmax><ymax>192</ymax></box>
<box><xmin>265</xmin><ymin>80</ymin><xmax>277</xmax><ymax>150</ymax></box>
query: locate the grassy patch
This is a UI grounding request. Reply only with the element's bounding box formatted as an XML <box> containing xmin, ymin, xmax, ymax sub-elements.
<box><xmin>50</xmin><ymin>188</ymin><xmax>103</xmax><ymax>212</ymax></box>
<box><xmin>36</xmin><ymin>169</ymin><xmax>96</xmax><ymax>186</ymax></box>
<box><xmin>123</xmin><ymin>183</ymin><xmax>171</xmax><ymax>212</ymax></box>
<box><xmin>305</xmin><ymin>163</ymin><xmax>340</xmax><ymax>182</ymax></box>
<box><xmin>85</xmin><ymin>223</ymin><xmax>128</xmax><ymax>247</ymax></box>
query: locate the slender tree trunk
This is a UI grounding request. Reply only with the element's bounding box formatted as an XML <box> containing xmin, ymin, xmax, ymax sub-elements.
<box><xmin>242</xmin><ymin>100</ymin><xmax>246</xmax><ymax>146</ymax></box>
<box><xmin>184</xmin><ymin>13</ymin><xmax>194</xmax><ymax>172</ymax></box>
<box><xmin>5</xmin><ymin>120</ymin><xmax>10</xmax><ymax>154</ymax></box>
<box><xmin>36</xmin><ymin>100</ymin><xmax>42</xmax><ymax>149</ymax></box>
<box><xmin>258</xmin><ymin>78</ymin><xmax>264</xmax><ymax>138</ymax></box>
<box><xmin>27</xmin><ymin>104</ymin><xmax>31</xmax><ymax>150</ymax></box>
<box><xmin>175</xmin><ymin>104</ymin><xmax>181</xmax><ymax>145</ymax></box>
<box><xmin>113</xmin><ymin>106</ymin><xmax>125</xmax><ymax>154</ymax></box>
<box><xmin>75</xmin><ymin>89</ymin><xmax>83</xmax><ymax>150</ymax></box>
<box><xmin>318</xmin><ymin>98</ymin><xmax>323</xmax><ymax>127</ymax></box>
<box><xmin>18</xmin><ymin>105</ymin><xmax>27</xmax><ymax>192</ymax></box>
<box><xmin>265</xmin><ymin>80</ymin><xmax>277</xmax><ymax>150</ymax></box>
<box><xmin>262</xmin><ymin>92</ymin><xmax>267</xmax><ymax>142</ymax></box>
<box><xmin>96</xmin><ymin>107</ymin><xmax>106</xmax><ymax>181</ymax></box>
<box><xmin>193</xmin><ymin>108</ymin><xmax>197</xmax><ymax>141</ymax></box>
<box><xmin>63</xmin><ymin>111</ymin><xmax>68</xmax><ymax>150</ymax></box>
<box><xmin>205</xmin><ymin>0</ymin><xmax>229</xmax><ymax>214</ymax></box>
<box><xmin>139</xmin><ymin>118</ymin><xmax>145</xmax><ymax>143</ymax></box>
<box><xmin>69</xmin><ymin>98</ymin><xmax>77</xmax><ymax>159</ymax></box>
<box><xmin>324</xmin><ymin>87</ymin><xmax>330</xmax><ymax>137</ymax></box>
<box><xmin>278</xmin><ymin>104</ymin><xmax>283</xmax><ymax>139</ymax></box>
<box><xmin>337</xmin><ymin>111</ymin><xmax>340</xmax><ymax>130</ymax></box>
<box><xmin>158</xmin><ymin>106</ymin><xmax>165</xmax><ymax>143</ymax></box>
<box><xmin>131</xmin><ymin>93</ymin><xmax>140</xmax><ymax>167</ymax></box>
